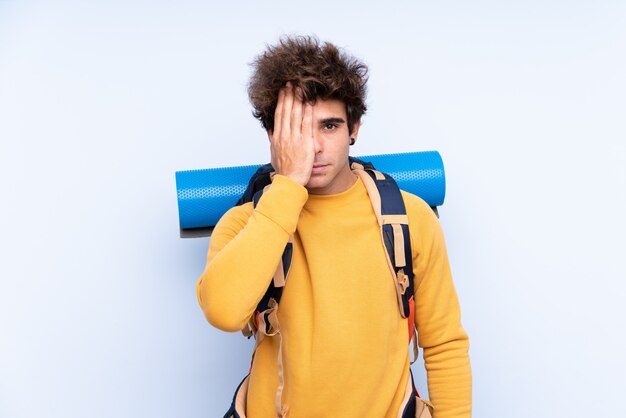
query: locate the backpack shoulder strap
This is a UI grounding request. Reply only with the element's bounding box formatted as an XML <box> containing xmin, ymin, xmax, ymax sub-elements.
<box><xmin>236</xmin><ymin>163</ymin><xmax>274</xmax><ymax>206</ymax></box>
<box><xmin>350</xmin><ymin>159</ymin><xmax>417</xmax><ymax>346</ymax></box>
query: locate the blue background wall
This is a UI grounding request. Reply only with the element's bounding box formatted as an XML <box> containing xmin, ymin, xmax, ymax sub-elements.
<box><xmin>1</xmin><ymin>1</ymin><xmax>625</xmax><ymax>417</ymax></box>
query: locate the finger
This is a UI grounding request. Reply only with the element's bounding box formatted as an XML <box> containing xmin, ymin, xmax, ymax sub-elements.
<box><xmin>302</xmin><ymin>103</ymin><xmax>313</xmax><ymax>145</ymax></box>
<box><xmin>273</xmin><ymin>87</ymin><xmax>285</xmax><ymax>142</ymax></box>
<box><xmin>281</xmin><ymin>83</ymin><xmax>294</xmax><ymax>141</ymax></box>
<box><xmin>270</xmin><ymin>139</ymin><xmax>278</xmax><ymax>169</ymax></box>
<box><xmin>291</xmin><ymin>87</ymin><xmax>304</xmax><ymax>139</ymax></box>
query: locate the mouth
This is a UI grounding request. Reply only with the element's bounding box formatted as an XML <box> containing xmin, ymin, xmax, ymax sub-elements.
<box><xmin>311</xmin><ymin>164</ymin><xmax>329</xmax><ymax>174</ymax></box>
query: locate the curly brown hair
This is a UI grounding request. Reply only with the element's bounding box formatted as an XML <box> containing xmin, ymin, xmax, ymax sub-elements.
<box><xmin>248</xmin><ymin>35</ymin><xmax>368</xmax><ymax>135</ymax></box>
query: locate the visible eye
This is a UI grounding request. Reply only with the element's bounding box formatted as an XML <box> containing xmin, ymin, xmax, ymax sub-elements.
<box><xmin>323</xmin><ymin>123</ymin><xmax>338</xmax><ymax>131</ymax></box>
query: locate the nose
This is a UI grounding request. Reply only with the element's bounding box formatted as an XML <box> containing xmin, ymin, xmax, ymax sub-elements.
<box><xmin>312</xmin><ymin>129</ymin><xmax>322</xmax><ymax>154</ymax></box>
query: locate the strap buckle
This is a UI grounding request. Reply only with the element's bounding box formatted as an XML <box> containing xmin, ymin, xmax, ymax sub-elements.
<box><xmin>396</xmin><ymin>270</ymin><xmax>409</xmax><ymax>295</ymax></box>
<box><xmin>258</xmin><ymin>298</ymin><xmax>280</xmax><ymax>337</ymax></box>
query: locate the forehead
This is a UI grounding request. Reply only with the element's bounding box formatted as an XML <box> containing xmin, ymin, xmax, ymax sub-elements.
<box><xmin>311</xmin><ymin>98</ymin><xmax>347</xmax><ymax>120</ymax></box>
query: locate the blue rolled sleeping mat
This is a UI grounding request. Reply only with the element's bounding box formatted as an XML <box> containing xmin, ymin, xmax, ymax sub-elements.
<box><xmin>176</xmin><ymin>150</ymin><xmax>446</xmax><ymax>238</ymax></box>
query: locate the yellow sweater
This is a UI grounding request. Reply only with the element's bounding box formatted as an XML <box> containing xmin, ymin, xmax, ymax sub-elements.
<box><xmin>197</xmin><ymin>174</ymin><xmax>471</xmax><ymax>418</ymax></box>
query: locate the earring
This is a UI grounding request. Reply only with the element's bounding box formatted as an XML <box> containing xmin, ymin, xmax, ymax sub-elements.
<box><xmin>349</xmin><ymin>138</ymin><xmax>355</xmax><ymax>146</ymax></box>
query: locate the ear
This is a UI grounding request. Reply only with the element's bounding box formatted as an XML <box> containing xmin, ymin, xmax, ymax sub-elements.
<box><xmin>350</xmin><ymin>121</ymin><xmax>361</xmax><ymax>143</ymax></box>
<box><xmin>266</xmin><ymin>129</ymin><xmax>273</xmax><ymax>142</ymax></box>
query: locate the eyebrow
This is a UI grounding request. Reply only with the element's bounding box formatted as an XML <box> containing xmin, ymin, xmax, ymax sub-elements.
<box><xmin>318</xmin><ymin>117</ymin><xmax>346</xmax><ymax>125</ymax></box>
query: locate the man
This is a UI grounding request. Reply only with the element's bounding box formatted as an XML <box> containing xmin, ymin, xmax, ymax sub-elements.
<box><xmin>197</xmin><ymin>36</ymin><xmax>471</xmax><ymax>418</ymax></box>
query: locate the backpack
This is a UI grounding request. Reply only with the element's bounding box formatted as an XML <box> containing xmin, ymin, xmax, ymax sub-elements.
<box><xmin>224</xmin><ymin>157</ymin><xmax>433</xmax><ymax>418</ymax></box>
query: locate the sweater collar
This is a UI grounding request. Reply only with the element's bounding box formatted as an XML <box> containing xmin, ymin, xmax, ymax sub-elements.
<box><xmin>304</xmin><ymin>176</ymin><xmax>366</xmax><ymax>209</ymax></box>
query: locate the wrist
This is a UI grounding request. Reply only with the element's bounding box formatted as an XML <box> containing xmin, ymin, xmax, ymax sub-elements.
<box><xmin>275</xmin><ymin>169</ymin><xmax>308</xmax><ymax>187</ymax></box>
<box><xmin>286</xmin><ymin>174</ymin><xmax>309</xmax><ymax>187</ymax></box>
<box><xmin>272</xmin><ymin>174</ymin><xmax>309</xmax><ymax>191</ymax></box>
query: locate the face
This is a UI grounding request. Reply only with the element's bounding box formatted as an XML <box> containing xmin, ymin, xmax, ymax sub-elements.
<box><xmin>304</xmin><ymin>98</ymin><xmax>360</xmax><ymax>195</ymax></box>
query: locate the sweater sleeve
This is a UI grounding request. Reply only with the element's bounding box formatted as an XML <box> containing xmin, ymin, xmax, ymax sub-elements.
<box><xmin>196</xmin><ymin>175</ymin><xmax>308</xmax><ymax>332</ymax></box>
<box><xmin>405</xmin><ymin>193</ymin><xmax>472</xmax><ymax>418</ymax></box>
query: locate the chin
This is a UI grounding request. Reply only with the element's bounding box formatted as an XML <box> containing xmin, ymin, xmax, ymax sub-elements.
<box><xmin>305</xmin><ymin>179</ymin><xmax>327</xmax><ymax>190</ymax></box>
